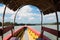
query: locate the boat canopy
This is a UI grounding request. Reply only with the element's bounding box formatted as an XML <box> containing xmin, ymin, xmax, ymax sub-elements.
<box><xmin>0</xmin><ymin>0</ymin><xmax>60</xmax><ymax>15</ymax></box>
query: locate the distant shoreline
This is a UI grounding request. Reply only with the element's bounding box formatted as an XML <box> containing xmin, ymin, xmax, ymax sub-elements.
<box><xmin>0</xmin><ymin>24</ymin><xmax>60</xmax><ymax>26</ymax></box>
<box><xmin>0</xmin><ymin>22</ymin><xmax>60</xmax><ymax>26</ymax></box>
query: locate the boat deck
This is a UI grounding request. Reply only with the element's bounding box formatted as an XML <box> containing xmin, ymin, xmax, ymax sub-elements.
<box><xmin>0</xmin><ymin>26</ymin><xmax>60</xmax><ymax>40</ymax></box>
<box><xmin>23</xmin><ymin>29</ymin><xmax>29</xmax><ymax>40</ymax></box>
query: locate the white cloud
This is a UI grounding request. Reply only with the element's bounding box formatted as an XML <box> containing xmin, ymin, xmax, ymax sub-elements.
<box><xmin>16</xmin><ymin>17</ymin><xmax>21</xmax><ymax>20</ymax></box>
<box><xmin>17</xmin><ymin>5</ymin><xmax>40</xmax><ymax>18</ymax></box>
<box><xmin>0</xmin><ymin>5</ymin><xmax>5</xmax><ymax>14</ymax></box>
<box><xmin>37</xmin><ymin>8</ymin><xmax>40</xmax><ymax>12</ymax></box>
<box><xmin>17</xmin><ymin>5</ymin><xmax>32</xmax><ymax>17</ymax></box>
<box><xmin>43</xmin><ymin>13</ymin><xmax>56</xmax><ymax>20</ymax></box>
<box><xmin>18</xmin><ymin>17</ymin><xmax>21</xmax><ymax>20</ymax></box>
<box><xmin>0</xmin><ymin>16</ymin><xmax>7</xmax><ymax>22</ymax></box>
<box><xmin>0</xmin><ymin>5</ymin><xmax>14</xmax><ymax>14</ymax></box>
<box><xmin>20</xmin><ymin>5</ymin><xmax>32</xmax><ymax>13</ymax></box>
<box><xmin>57</xmin><ymin>12</ymin><xmax>60</xmax><ymax>17</ymax></box>
<box><xmin>18</xmin><ymin>13</ymin><xmax>40</xmax><ymax>18</ymax></box>
<box><xmin>0</xmin><ymin>5</ymin><xmax>41</xmax><ymax>23</ymax></box>
<box><xmin>29</xmin><ymin>17</ymin><xmax>35</xmax><ymax>20</ymax></box>
<box><xmin>0</xmin><ymin>5</ymin><xmax>15</xmax><ymax>22</ymax></box>
<box><xmin>6</xmin><ymin>7</ymin><xmax>14</xmax><ymax>14</ymax></box>
<box><xmin>9</xmin><ymin>14</ymin><xmax>21</xmax><ymax>20</ymax></box>
<box><xmin>43</xmin><ymin>12</ymin><xmax>55</xmax><ymax>17</ymax></box>
<box><xmin>10</xmin><ymin>14</ymin><xmax>15</xmax><ymax>20</ymax></box>
<box><xmin>43</xmin><ymin>12</ymin><xmax>60</xmax><ymax>21</ymax></box>
<box><xmin>48</xmin><ymin>17</ymin><xmax>54</xmax><ymax>20</ymax></box>
<box><xmin>0</xmin><ymin>16</ymin><xmax>2</xmax><ymax>20</ymax></box>
<box><xmin>42</xmin><ymin>12</ymin><xmax>60</xmax><ymax>23</ymax></box>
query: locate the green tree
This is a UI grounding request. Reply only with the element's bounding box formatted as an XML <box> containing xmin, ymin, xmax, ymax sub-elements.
<box><xmin>0</xmin><ymin>22</ymin><xmax>2</xmax><ymax>26</ymax></box>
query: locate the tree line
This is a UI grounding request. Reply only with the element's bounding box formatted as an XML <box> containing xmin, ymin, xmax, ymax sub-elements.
<box><xmin>0</xmin><ymin>22</ymin><xmax>41</xmax><ymax>26</ymax></box>
<box><xmin>0</xmin><ymin>22</ymin><xmax>60</xmax><ymax>26</ymax></box>
<box><xmin>0</xmin><ymin>22</ymin><xmax>13</xmax><ymax>26</ymax></box>
<box><xmin>0</xmin><ymin>22</ymin><xmax>2</xmax><ymax>26</ymax></box>
<box><xmin>43</xmin><ymin>22</ymin><xmax>60</xmax><ymax>25</ymax></box>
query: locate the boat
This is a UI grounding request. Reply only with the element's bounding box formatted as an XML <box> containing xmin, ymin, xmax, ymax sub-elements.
<box><xmin>0</xmin><ymin>0</ymin><xmax>60</xmax><ymax>40</ymax></box>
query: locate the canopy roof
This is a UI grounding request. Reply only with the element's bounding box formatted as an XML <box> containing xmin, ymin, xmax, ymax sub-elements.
<box><xmin>0</xmin><ymin>0</ymin><xmax>60</xmax><ymax>15</ymax></box>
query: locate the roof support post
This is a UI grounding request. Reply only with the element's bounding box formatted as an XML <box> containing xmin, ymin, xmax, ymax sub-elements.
<box><xmin>2</xmin><ymin>5</ymin><xmax>7</xmax><ymax>40</ymax></box>
<box><xmin>2</xmin><ymin>5</ymin><xmax>6</xmax><ymax>29</ymax></box>
<box><xmin>55</xmin><ymin>12</ymin><xmax>59</xmax><ymax>40</ymax></box>
<box><xmin>40</xmin><ymin>11</ymin><xmax>44</xmax><ymax>39</ymax></box>
<box><xmin>14</xmin><ymin>8</ymin><xmax>20</xmax><ymax>26</ymax></box>
<box><xmin>41</xmin><ymin>11</ymin><xmax>43</xmax><ymax>28</ymax></box>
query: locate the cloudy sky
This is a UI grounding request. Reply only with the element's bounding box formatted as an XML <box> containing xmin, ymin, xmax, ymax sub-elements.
<box><xmin>0</xmin><ymin>3</ymin><xmax>60</xmax><ymax>24</ymax></box>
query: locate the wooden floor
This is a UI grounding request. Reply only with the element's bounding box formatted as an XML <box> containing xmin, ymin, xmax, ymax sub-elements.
<box><xmin>23</xmin><ymin>29</ymin><xmax>29</xmax><ymax>40</ymax></box>
<box><xmin>22</xmin><ymin>29</ymin><xmax>36</xmax><ymax>40</ymax></box>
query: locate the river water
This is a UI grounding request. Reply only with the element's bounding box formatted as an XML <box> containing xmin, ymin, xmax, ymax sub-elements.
<box><xmin>0</xmin><ymin>25</ymin><xmax>60</xmax><ymax>40</ymax></box>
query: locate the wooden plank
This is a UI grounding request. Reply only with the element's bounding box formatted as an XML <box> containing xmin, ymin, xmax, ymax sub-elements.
<box><xmin>58</xmin><ymin>31</ymin><xmax>60</xmax><ymax>37</ymax></box>
<box><xmin>3</xmin><ymin>26</ymin><xmax>25</xmax><ymax>40</ymax></box>
<box><xmin>42</xmin><ymin>27</ymin><xmax>60</xmax><ymax>37</ymax></box>
<box><xmin>0</xmin><ymin>28</ymin><xmax>3</xmax><ymax>36</ymax></box>
<box><xmin>3</xmin><ymin>25</ymin><xmax>14</xmax><ymax>34</ymax></box>
<box><xmin>0</xmin><ymin>25</ymin><xmax>14</xmax><ymax>36</ymax></box>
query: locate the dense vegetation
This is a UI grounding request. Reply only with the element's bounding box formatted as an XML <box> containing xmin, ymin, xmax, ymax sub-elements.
<box><xmin>0</xmin><ymin>22</ymin><xmax>2</xmax><ymax>26</ymax></box>
<box><xmin>0</xmin><ymin>22</ymin><xmax>40</xmax><ymax>26</ymax></box>
<box><xmin>43</xmin><ymin>22</ymin><xmax>60</xmax><ymax>25</ymax></box>
<box><xmin>0</xmin><ymin>22</ymin><xmax>13</xmax><ymax>26</ymax></box>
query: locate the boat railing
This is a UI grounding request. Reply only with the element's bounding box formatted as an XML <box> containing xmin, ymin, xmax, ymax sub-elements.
<box><xmin>0</xmin><ymin>25</ymin><xmax>14</xmax><ymax>36</ymax></box>
<box><xmin>41</xmin><ymin>26</ymin><xmax>60</xmax><ymax>39</ymax></box>
<box><xmin>0</xmin><ymin>26</ymin><xmax>60</xmax><ymax>40</ymax></box>
<box><xmin>0</xmin><ymin>26</ymin><xmax>27</xmax><ymax>40</ymax></box>
<box><xmin>27</xmin><ymin>27</ymin><xmax>50</xmax><ymax>40</ymax></box>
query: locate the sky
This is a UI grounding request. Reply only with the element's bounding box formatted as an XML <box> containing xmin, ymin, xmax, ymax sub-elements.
<box><xmin>0</xmin><ymin>3</ymin><xmax>60</xmax><ymax>24</ymax></box>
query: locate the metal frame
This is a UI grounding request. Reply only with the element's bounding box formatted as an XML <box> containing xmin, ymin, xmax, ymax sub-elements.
<box><xmin>2</xmin><ymin>5</ymin><xmax>7</xmax><ymax>40</ymax></box>
<box><xmin>41</xmin><ymin>11</ymin><xmax>43</xmax><ymax>28</ymax></box>
<box><xmin>2</xmin><ymin>5</ymin><xmax>14</xmax><ymax>40</ymax></box>
<box><xmin>2</xmin><ymin>5</ymin><xmax>6</xmax><ymax>29</ymax></box>
<box><xmin>13</xmin><ymin>5</ymin><xmax>24</xmax><ymax>26</ymax></box>
<box><xmin>40</xmin><ymin>11</ymin><xmax>44</xmax><ymax>38</ymax></box>
<box><xmin>1</xmin><ymin>1</ymin><xmax>13</xmax><ymax>40</ymax></box>
<box><xmin>40</xmin><ymin>11</ymin><xmax>59</xmax><ymax>40</ymax></box>
<box><xmin>14</xmin><ymin>8</ymin><xmax>20</xmax><ymax>26</ymax></box>
<box><xmin>55</xmin><ymin>12</ymin><xmax>59</xmax><ymax>40</ymax></box>
<box><xmin>1</xmin><ymin>5</ymin><xmax>19</xmax><ymax>40</ymax></box>
<box><xmin>11</xmin><ymin>7</ymin><xmax>20</xmax><ymax>37</ymax></box>
<box><xmin>1</xmin><ymin>4</ymin><xmax>22</xmax><ymax>40</ymax></box>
